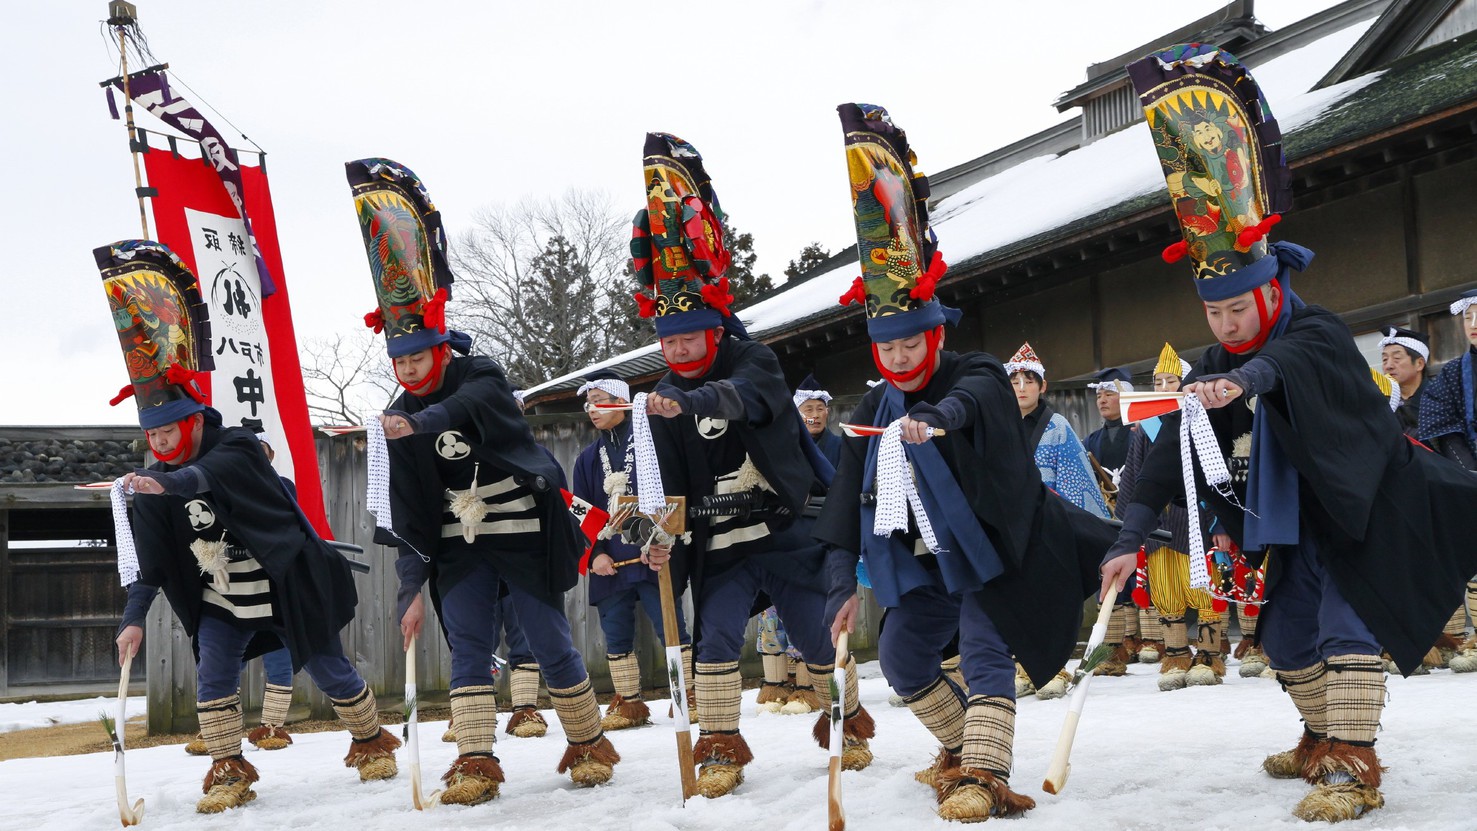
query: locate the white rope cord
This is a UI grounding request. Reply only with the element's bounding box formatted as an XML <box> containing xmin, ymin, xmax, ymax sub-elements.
<box><xmin>630</xmin><ymin>393</ymin><xmax>667</xmax><ymax>514</ymax></box>
<box><xmin>872</xmin><ymin>419</ymin><xmax>941</xmax><ymax>554</ymax></box>
<box><xmin>366</xmin><ymin>417</ymin><xmax>394</xmax><ymax>536</ymax></box>
<box><xmin>112</xmin><ymin>478</ymin><xmax>140</xmax><ymax>587</ymax></box>
<box><xmin>1179</xmin><ymin>395</ymin><xmax>1237</xmax><ymax>589</ymax></box>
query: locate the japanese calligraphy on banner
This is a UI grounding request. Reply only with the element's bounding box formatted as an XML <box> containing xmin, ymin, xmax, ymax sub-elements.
<box><xmin>186</xmin><ymin>207</ymin><xmax>280</xmax><ymax>439</ymax></box>
<box><xmin>141</xmin><ymin>144</ymin><xmax>331</xmax><ymax>538</ymax></box>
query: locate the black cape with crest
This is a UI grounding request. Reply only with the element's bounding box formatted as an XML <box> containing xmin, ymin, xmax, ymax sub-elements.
<box><xmin>649</xmin><ymin>337</ymin><xmax>826</xmax><ymax>600</ymax></box>
<box><xmin>1131</xmin><ymin>305</ymin><xmax>1477</xmax><ymax>675</ymax></box>
<box><xmin>813</xmin><ymin>351</ymin><xmax>1116</xmax><ymax>687</ymax></box>
<box><xmin>131</xmin><ymin>425</ymin><xmax>357</xmax><ymax>670</ymax></box>
<box><xmin>386</xmin><ymin>354</ymin><xmax>581</xmax><ymax>608</ymax></box>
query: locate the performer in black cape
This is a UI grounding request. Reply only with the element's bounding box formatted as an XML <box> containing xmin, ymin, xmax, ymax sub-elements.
<box><xmin>815</xmin><ymin>104</ymin><xmax>1115</xmax><ymax>823</ymax></box>
<box><xmin>1100</xmin><ymin>45</ymin><xmax>1477</xmax><ymax>822</ymax></box>
<box><xmin>101</xmin><ymin>241</ymin><xmax>398</xmax><ymax>815</ymax></box>
<box><xmin>347</xmin><ymin>158</ymin><xmax>618</xmax><ymax>806</ymax></box>
<box><xmin>633</xmin><ymin>132</ymin><xmax>874</xmax><ymax>798</ymax></box>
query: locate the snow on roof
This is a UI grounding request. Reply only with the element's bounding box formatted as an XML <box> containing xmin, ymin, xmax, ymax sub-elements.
<box><xmin>527</xmin><ymin>17</ymin><xmax>1379</xmax><ymax>400</ymax></box>
<box><xmin>932</xmin><ymin>16</ymin><xmax>1379</xmax><ymax>269</ymax></box>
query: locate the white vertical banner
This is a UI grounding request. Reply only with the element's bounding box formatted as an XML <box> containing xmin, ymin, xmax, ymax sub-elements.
<box><xmin>185</xmin><ymin>207</ymin><xmax>297</xmax><ymax>484</ymax></box>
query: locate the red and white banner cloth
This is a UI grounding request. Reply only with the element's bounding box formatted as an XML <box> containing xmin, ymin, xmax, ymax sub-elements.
<box><xmin>142</xmin><ymin>147</ymin><xmax>330</xmax><ymax>537</ymax></box>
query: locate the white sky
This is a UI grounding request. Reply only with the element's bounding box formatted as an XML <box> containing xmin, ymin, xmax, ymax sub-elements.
<box><xmin>4</xmin><ymin>0</ymin><xmax>1343</xmax><ymax>426</ymax></box>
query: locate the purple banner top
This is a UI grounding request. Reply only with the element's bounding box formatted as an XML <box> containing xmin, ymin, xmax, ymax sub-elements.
<box><xmin>107</xmin><ymin>70</ymin><xmax>277</xmax><ymax>297</ymax></box>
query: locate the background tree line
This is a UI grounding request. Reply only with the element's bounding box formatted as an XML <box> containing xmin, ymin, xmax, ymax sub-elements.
<box><xmin>301</xmin><ymin>188</ymin><xmax>831</xmax><ymax>424</ymax></box>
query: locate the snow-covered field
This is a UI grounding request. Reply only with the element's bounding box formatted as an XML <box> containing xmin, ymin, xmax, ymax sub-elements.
<box><xmin>0</xmin><ymin>695</ymin><xmax>145</xmax><ymax>734</ymax></box>
<box><xmin>3</xmin><ymin>660</ymin><xmax>1474</xmax><ymax>830</ymax></box>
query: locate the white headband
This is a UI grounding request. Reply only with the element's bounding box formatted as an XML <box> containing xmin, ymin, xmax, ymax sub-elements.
<box><xmin>793</xmin><ymin>389</ymin><xmax>832</xmax><ymax>408</ymax></box>
<box><xmin>1088</xmin><ymin>380</ymin><xmax>1135</xmax><ymax>393</ymax></box>
<box><xmin>1003</xmin><ymin>360</ymin><xmax>1046</xmax><ymax>380</ymax></box>
<box><xmin>1377</xmin><ymin>332</ymin><xmax>1429</xmax><ymax>362</ymax></box>
<box><xmin>577</xmin><ymin>378</ymin><xmax>630</xmax><ymax>402</ymax></box>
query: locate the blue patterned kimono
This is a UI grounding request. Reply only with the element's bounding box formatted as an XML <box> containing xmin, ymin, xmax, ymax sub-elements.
<box><xmin>1033</xmin><ymin>411</ymin><xmax>1111</xmax><ymax>519</ymax></box>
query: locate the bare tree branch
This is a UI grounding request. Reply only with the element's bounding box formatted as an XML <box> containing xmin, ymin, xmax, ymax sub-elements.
<box><xmin>299</xmin><ymin>331</ymin><xmax>398</xmax><ymax>425</ymax></box>
<box><xmin>449</xmin><ymin>188</ymin><xmax>636</xmax><ymax>389</ymax></box>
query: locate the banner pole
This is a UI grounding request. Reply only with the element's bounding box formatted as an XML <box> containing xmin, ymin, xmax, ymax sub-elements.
<box><xmin>110</xmin><ymin>3</ymin><xmax>152</xmax><ymax>239</ymax></box>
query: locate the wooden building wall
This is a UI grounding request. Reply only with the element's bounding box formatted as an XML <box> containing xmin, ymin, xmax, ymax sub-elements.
<box><xmin>0</xmin><ymin>487</ymin><xmax>144</xmax><ymax>701</ymax></box>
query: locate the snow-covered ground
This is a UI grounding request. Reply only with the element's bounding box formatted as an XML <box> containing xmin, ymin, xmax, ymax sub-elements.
<box><xmin>3</xmin><ymin>660</ymin><xmax>1473</xmax><ymax>830</ymax></box>
<box><xmin>0</xmin><ymin>695</ymin><xmax>145</xmax><ymax>734</ymax></box>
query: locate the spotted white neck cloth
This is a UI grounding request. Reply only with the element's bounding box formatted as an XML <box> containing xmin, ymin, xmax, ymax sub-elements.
<box><xmin>366</xmin><ymin>417</ymin><xmax>395</xmax><ymax>536</ymax></box>
<box><xmin>1178</xmin><ymin>395</ymin><xmax>1239</xmax><ymax>589</ymax></box>
<box><xmin>112</xmin><ymin>478</ymin><xmax>140</xmax><ymax>587</ymax></box>
<box><xmin>630</xmin><ymin>393</ymin><xmax>667</xmax><ymax>514</ymax></box>
<box><xmin>872</xmin><ymin>419</ymin><xmax>940</xmax><ymax>553</ymax></box>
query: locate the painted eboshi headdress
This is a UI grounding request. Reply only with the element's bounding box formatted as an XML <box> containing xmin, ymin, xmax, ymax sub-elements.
<box><xmin>346</xmin><ymin>158</ymin><xmax>466</xmax><ymax>360</ymax></box>
<box><xmin>1129</xmin><ymin>45</ymin><xmax>1312</xmax><ymax>306</ymax></box>
<box><xmin>631</xmin><ymin>132</ymin><xmax>742</xmax><ymax>342</ymax></box>
<box><xmin>96</xmin><ymin>240</ymin><xmax>214</xmax><ymax>430</ymax></box>
<box><xmin>836</xmin><ymin>103</ymin><xmax>954</xmax><ymax>343</ymax></box>
<box><xmin>1003</xmin><ymin>342</ymin><xmax>1046</xmax><ymax>380</ymax></box>
<box><xmin>1154</xmin><ymin>342</ymin><xmax>1192</xmax><ymax>378</ymax></box>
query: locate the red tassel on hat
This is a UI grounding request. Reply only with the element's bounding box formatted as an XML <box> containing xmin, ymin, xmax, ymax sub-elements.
<box><xmin>165</xmin><ymin>364</ymin><xmax>208</xmax><ymax>404</ymax></box>
<box><xmin>1161</xmin><ymin>240</ymin><xmax>1189</xmax><ymax>263</ymax></box>
<box><xmin>909</xmin><ymin>251</ymin><xmax>947</xmax><ymax>301</ymax></box>
<box><xmin>700</xmin><ymin>276</ymin><xmax>734</xmax><ymax>318</ymax></box>
<box><xmin>364</xmin><ymin>308</ymin><xmax>385</xmax><ymax>333</ymax></box>
<box><xmin>1236</xmin><ymin>213</ymin><xmax>1281</xmax><ymax>249</ymax></box>
<box><xmin>109</xmin><ymin>385</ymin><xmax>136</xmax><ymax>406</ymax></box>
<box><xmin>1131</xmin><ymin>547</ymin><xmax>1151</xmax><ymax>609</ymax></box>
<box><xmin>421</xmin><ymin>287</ymin><xmax>449</xmax><ymax>334</ymax></box>
<box><xmin>633</xmin><ymin>291</ymin><xmax>658</xmax><ymax>318</ymax></box>
<box><xmin>838</xmin><ymin>276</ymin><xmax>867</xmax><ymax>307</ymax></box>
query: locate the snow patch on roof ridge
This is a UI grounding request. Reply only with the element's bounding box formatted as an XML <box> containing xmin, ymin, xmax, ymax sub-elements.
<box><xmin>524</xmin><ymin>342</ymin><xmax>660</xmax><ymax>397</ymax></box>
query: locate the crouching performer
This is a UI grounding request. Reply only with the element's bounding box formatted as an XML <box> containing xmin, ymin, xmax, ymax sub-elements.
<box><xmin>101</xmin><ymin>241</ymin><xmax>398</xmax><ymax>814</ymax></box>
<box><xmin>634</xmin><ymin>132</ymin><xmax>873</xmax><ymax>798</ymax></box>
<box><xmin>1100</xmin><ymin>46</ymin><xmax>1477</xmax><ymax>822</ymax></box>
<box><xmin>347</xmin><ymin>158</ymin><xmax>618</xmax><ymax>806</ymax></box>
<box><xmin>816</xmin><ymin>104</ymin><xmax>1115</xmax><ymax>823</ymax></box>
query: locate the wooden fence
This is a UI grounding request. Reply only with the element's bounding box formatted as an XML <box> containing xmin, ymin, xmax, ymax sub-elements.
<box><xmin>146</xmin><ymin>416</ymin><xmax>884</xmax><ymax>733</ymax></box>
